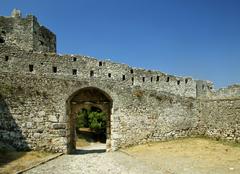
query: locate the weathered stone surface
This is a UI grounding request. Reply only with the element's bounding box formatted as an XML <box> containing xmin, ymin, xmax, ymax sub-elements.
<box><xmin>0</xmin><ymin>9</ymin><xmax>56</xmax><ymax>53</ymax></box>
<box><xmin>198</xmin><ymin>94</ymin><xmax>240</xmax><ymax>143</ymax></box>
<box><xmin>0</xmin><ymin>10</ymin><xmax>239</xmax><ymax>154</ymax></box>
<box><xmin>48</xmin><ymin>115</ymin><xmax>59</xmax><ymax>122</ymax></box>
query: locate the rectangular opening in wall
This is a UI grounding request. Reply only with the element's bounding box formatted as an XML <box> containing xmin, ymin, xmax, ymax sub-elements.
<box><xmin>166</xmin><ymin>76</ymin><xmax>170</xmax><ymax>82</ymax></box>
<box><xmin>99</xmin><ymin>61</ymin><xmax>102</xmax><ymax>66</ymax></box>
<box><xmin>185</xmin><ymin>79</ymin><xmax>188</xmax><ymax>84</ymax></box>
<box><xmin>29</xmin><ymin>65</ymin><xmax>34</xmax><ymax>72</ymax></box>
<box><xmin>151</xmin><ymin>77</ymin><xmax>153</xmax><ymax>82</ymax></box>
<box><xmin>108</xmin><ymin>73</ymin><xmax>111</xmax><ymax>78</ymax></box>
<box><xmin>177</xmin><ymin>80</ymin><xmax>180</xmax><ymax>85</ymax></box>
<box><xmin>5</xmin><ymin>56</ymin><xmax>9</xmax><ymax>61</ymax></box>
<box><xmin>122</xmin><ymin>75</ymin><xmax>126</xmax><ymax>81</ymax></box>
<box><xmin>52</xmin><ymin>66</ymin><xmax>57</xmax><ymax>73</ymax></box>
<box><xmin>130</xmin><ymin>69</ymin><xmax>134</xmax><ymax>74</ymax></box>
<box><xmin>156</xmin><ymin>76</ymin><xmax>159</xmax><ymax>82</ymax></box>
<box><xmin>142</xmin><ymin>77</ymin><xmax>145</xmax><ymax>82</ymax></box>
<box><xmin>131</xmin><ymin>77</ymin><xmax>134</xmax><ymax>85</ymax></box>
<box><xmin>73</xmin><ymin>57</ymin><xmax>77</xmax><ymax>62</ymax></box>
<box><xmin>0</xmin><ymin>37</ymin><xmax>5</xmax><ymax>43</ymax></box>
<box><xmin>72</xmin><ymin>69</ymin><xmax>77</xmax><ymax>75</ymax></box>
<box><xmin>90</xmin><ymin>70</ymin><xmax>94</xmax><ymax>77</ymax></box>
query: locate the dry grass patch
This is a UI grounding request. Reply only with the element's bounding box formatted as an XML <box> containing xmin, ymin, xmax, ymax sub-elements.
<box><xmin>76</xmin><ymin>137</ymin><xmax>91</xmax><ymax>147</ymax></box>
<box><xmin>0</xmin><ymin>150</ymin><xmax>53</xmax><ymax>174</ymax></box>
<box><xmin>124</xmin><ymin>138</ymin><xmax>240</xmax><ymax>174</ymax></box>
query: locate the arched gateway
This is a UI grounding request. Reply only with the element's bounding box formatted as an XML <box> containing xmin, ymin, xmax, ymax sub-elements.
<box><xmin>2</xmin><ymin>10</ymin><xmax>237</xmax><ymax>155</ymax></box>
<box><xmin>66</xmin><ymin>87</ymin><xmax>113</xmax><ymax>153</ymax></box>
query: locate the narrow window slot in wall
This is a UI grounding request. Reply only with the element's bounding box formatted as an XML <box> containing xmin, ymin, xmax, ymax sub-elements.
<box><xmin>29</xmin><ymin>65</ymin><xmax>34</xmax><ymax>72</ymax></box>
<box><xmin>73</xmin><ymin>57</ymin><xmax>77</xmax><ymax>62</ymax></box>
<box><xmin>122</xmin><ymin>75</ymin><xmax>126</xmax><ymax>81</ymax></box>
<box><xmin>0</xmin><ymin>37</ymin><xmax>5</xmax><ymax>43</ymax></box>
<box><xmin>142</xmin><ymin>77</ymin><xmax>145</xmax><ymax>82</ymax></box>
<box><xmin>131</xmin><ymin>77</ymin><xmax>134</xmax><ymax>85</ymax></box>
<box><xmin>202</xmin><ymin>84</ymin><xmax>205</xmax><ymax>90</ymax></box>
<box><xmin>177</xmin><ymin>80</ymin><xmax>180</xmax><ymax>85</ymax></box>
<box><xmin>130</xmin><ymin>69</ymin><xmax>134</xmax><ymax>74</ymax></box>
<box><xmin>151</xmin><ymin>77</ymin><xmax>153</xmax><ymax>82</ymax></box>
<box><xmin>72</xmin><ymin>69</ymin><xmax>77</xmax><ymax>75</ymax></box>
<box><xmin>99</xmin><ymin>61</ymin><xmax>102</xmax><ymax>66</ymax></box>
<box><xmin>5</xmin><ymin>56</ymin><xmax>9</xmax><ymax>61</ymax></box>
<box><xmin>108</xmin><ymin>73</ymin><xmax>111</xmax><ymax>78</ymax></box>
<box><xmin>156</xmin><ymin>76</ymin><xmax>160</xmax><ymax>82</ymax></box>
<box><xmin>53</xmin><ymin>66</ymin><xmax>57</xmax><ymax>73</ymax></box>
<box><xmin>166</xmin><ymin>76</ymin><xmax>170</xmax><ymax>82</ymax></box>
<box><xmin>90</xmin><ymin>70</ymin><xmax>94</xmax><ymax>77</ymax></box>
<box><xmin>185</xmin><ymin>79</ymin><xmax>188</xmax><ymax>84</ymax></box>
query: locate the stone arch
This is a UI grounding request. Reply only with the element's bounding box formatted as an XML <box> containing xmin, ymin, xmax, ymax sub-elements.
<box><xmin>66</xmin><ymin>87</ymin><xmax>113</xmax><ymax>153</ymax></box>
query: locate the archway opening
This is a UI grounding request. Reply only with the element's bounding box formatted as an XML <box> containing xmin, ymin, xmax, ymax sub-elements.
<box><xmin>76</xmin><ymin>106</ymin><xmax>107</xmax><ymax>146</ymax></box>
<box><xmin>67</xmin><ymin>87</ymin><xmax>112</xmax><ymax>154</ymax></box>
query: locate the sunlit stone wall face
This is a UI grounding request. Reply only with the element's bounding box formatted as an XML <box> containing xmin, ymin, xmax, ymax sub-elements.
<box><xmin>0</xmin><ymin>43</ymin><xmax>201</xmax><ymax>153</ymax></box>
<box><xmin>0</xmin><ymin>10</ymin><xmax>56</xmax><ymax>53</ymax></box>
<box><xmin>0</xmin><ymin>11</ymin><xmax>239</xmax><ymax>154</ymax></box>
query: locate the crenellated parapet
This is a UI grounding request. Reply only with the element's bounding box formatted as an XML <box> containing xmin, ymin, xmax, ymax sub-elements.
<box><xmin>0</xmin><ymin>44</ymin><xmax>198</xmax><ymax>98</ymax></box>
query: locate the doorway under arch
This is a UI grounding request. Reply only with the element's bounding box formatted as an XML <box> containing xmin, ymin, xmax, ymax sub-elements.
<box><xmin>67</xmin><ymin>87</ymin><xmax>113</xmax><ymax>153</ymax></box>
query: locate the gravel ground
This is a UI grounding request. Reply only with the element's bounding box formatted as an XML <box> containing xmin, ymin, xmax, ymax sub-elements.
<box><xmin>24</xmin><ymin>143</ymin><xmax>162</xmax><ymax>174</ymax></box>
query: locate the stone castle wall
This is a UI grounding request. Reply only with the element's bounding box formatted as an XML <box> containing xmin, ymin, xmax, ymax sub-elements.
<box><xmin>197</xmin><ymin>85</ymin><xmax>240</xmax><ymax>143</ymax></box>
<box><xmin>0</xmin><ymin>10</ymin><xmax>239</xmax><ymax>153</ymax></box>
<box><xmin>0</xmin><ymin>43</ymin><xmax>202</xmax><ymax>152</ymax></box>
<box><xmin>0</xmin><ymin>44</ymin><xmax>198</xmax><ymax>98</ymax></box>
<box><xmin>0</xmin><ymin>15</ymin><xmax>34</xmax><ymax>51</ymax></box>
<box><xmin>200</xmin><ymin>98</ymin><xmax>240</xmax><ymax>142</ymax></box>
<box><xmin>0</xmin><ymin>70</ymin><xmax>201</xmax><ymax>152</ymax></box>
<box><xmin>0</xmin><ymin>11</ymin><xmax>56</xmax><ymax>53</ymax></box>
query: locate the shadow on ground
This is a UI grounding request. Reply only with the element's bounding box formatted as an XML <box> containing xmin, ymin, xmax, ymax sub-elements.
<box><xmin>74</xmin><ymin>128</ymin><xmax>107</xmax><ymax>155</ymax></box>
<box><xmin>76</xmin><ymin>128</ymin><xmax>106</xmax><ymax>144</ymax></box>
<box><xmin>73</xmin><ymin>149</ymin><xmax>106</xmax><ymax>155</ymax></box>
<box><xmin>0</xmin><ymin>147</ymin><xmax>28</xmax><ymax>168</ymax></box>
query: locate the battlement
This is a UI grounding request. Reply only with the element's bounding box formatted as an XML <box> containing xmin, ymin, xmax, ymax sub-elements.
<box><xmin>0</xmin><ymin>44</ymin><xmax>200</xmax><ymax>98</ymax></box>
<box><xmin>0</xmin><ymin>9</ymin><xmax>56</xmax><ymax>53</ymax></box>
<box><xmin>0</xmin><ymin>9</ymin><xmax>215</xmax><ymax>99</ymax></box>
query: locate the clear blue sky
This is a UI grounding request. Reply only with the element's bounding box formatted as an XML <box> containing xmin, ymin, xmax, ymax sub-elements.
<box><xmin>1</xmin><ymin>0</ymin><xmax>240</xmax><ymax>88</ymax></box>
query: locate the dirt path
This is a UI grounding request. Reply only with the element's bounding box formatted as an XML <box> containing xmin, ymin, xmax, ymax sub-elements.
<box><xmin>24</xmin><ymin>143</ymin><xmax>160</xmax><ymax>174</ymax></box>
<box><xmin>24</xmin><ymin>138</ymin><xmax>240</xmax><ymax>174</ymax></box>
